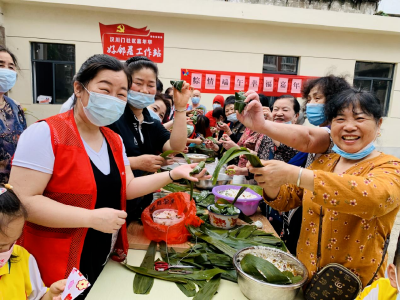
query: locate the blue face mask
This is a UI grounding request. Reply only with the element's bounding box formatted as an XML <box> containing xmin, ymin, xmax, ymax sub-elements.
<box><xmin>332</xmin><ymin>142</ymin><xmax>375</xmax><ymax>160</ymax></box>
<box><xmin>148</xmin><ymin>107</ymin><xmax>161</xmax><ymax>122</ymax></box>
<box><xmin>191</xmin><ymin>97</ymin><xmax>200</xmax><ymax>105</ymax></box>
<box><xmin>306</xmin><ymin>103</ymin><xmax>326</xmax><ymax>126</ymax></box>
<box><xmin>127</xmin><ymin>90</ymin><xmax>155</xmax><ymax>109</ymax></box>
<box><xmin>81</xmin><ymin>86</ymin><xmax>126</xmax><ymax>127</ymax></box>
<box><xmin>0</xmin><ymin>69</ymin><xmax>17</xmax><ymax>93</ymax></box>
<box><xmin>213</xmin><ymin>103</ymin><xmax>221</xmax><ymax>110</ymax></box>
<box><xmin>187</xmin><ymin>124</ymin><xmax>194</xmax><ymax>137</ymax></box>
<box><xmin>227</xmin><ymin>113</ymin><xmax>238</xmax><ymax>123</ymax></box>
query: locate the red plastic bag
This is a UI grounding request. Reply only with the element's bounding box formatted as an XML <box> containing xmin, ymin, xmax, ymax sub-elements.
<box><xmin>142</xmin><ymin>192</ymin><xmax>203</xmax><ymax>244</ymax></box>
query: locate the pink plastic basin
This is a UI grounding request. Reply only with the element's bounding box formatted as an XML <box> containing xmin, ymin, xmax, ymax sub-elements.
<box><xmin>212</xmin><ymin>185</ymin><xmax>262</xmax><ymax>216</ymax></box>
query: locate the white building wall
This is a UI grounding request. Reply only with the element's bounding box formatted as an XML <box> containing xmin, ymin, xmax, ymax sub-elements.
<box><xmin>3</xmin><ymin>0</ymin><xmax>400</xmax><ymax>155</ymax></box>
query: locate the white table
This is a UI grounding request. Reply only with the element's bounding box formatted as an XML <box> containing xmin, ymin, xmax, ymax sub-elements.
<box><xmin>87</xmin><ymin>249</ymin><xmax>305</xmax><ymax>300</ymax></box>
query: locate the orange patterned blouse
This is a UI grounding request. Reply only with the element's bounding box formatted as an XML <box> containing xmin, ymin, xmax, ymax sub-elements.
<box><xmin>266</xmin><ymin>152</ymin><xmax>400</xmax><ymax>287</ymax></box>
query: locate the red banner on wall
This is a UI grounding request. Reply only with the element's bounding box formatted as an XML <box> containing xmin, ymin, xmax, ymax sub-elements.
<box><xmin>180</xmin><ymin>69</ymin><xmax>314</xmax><ymax>97</ymax></box>
<box><xmin>99</xmin><ymin>23</ymin><xmax>164</xmax><ymax>63</ymax></box>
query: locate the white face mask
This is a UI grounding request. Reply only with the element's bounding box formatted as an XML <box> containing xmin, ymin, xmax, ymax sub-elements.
<box><xmin>81</xmin><ymin>85</ymin><xmax>126</xmax><ymax>127</ymax></box>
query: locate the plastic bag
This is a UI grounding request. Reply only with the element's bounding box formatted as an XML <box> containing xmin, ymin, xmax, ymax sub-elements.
<box><xmin>141</xmin><ymin>192</ymin><xmax>203</xmax><ymax>244</ymax></box>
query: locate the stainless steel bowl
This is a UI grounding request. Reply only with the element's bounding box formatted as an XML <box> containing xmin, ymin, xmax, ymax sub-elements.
<box><xmin>195</xmin><ymin>174</ymin><xmax>230</xmax><ymax>190</ymax></box>
<box><xmin>233</xmin><ymin>246</ymin><xmax>308</xmax><ymax>300</ymax></box>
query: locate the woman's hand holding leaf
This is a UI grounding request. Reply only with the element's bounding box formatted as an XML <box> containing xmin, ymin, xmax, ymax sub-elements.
<box><xmin>236</xmin><ymin>91</ymin><xmax>266</xmax><ymax>133</ymax></box>
<box><xmin>173</xmin><ymin>80</ymin><xmax>191</xmax><ymax>110</ymax></box>
<box><xmin>172</xmin><ymin>163</ymin><xmax>211</xmax><ymax>182</ymax></box>
<box><xmin>248</xmin><ymin>160</ymin><xmax>298</xmax><ymax>198</ymax></box>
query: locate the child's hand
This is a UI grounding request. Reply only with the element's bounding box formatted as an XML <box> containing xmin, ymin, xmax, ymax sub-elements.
<box><xmin>42</xmin><ymin>279</ymin><xmax>66</xmax><ymax>300</ymax></box>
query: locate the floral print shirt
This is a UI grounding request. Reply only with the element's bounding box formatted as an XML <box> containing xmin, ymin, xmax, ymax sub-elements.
<box><xmin>256</xmin><ymin>135</ymin><xmax>298</xmax><ymax>162</ymax></box>
<box><xmin>237</xmin><ymin>128</ymin><xmax>264</xmax><ymax>167</ymax></box>
<box><xmin>0</xmin><ymin>96</ymin><xmax>27</xmax><ymax>183</ymax></box>
<box><xmin>266</xmin><ymin>153</ymin><xmax>400</xmax><ymax>287</ymax></box>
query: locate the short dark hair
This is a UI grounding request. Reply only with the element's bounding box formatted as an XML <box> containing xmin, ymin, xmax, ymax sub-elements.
<box><xmin>157</xmin><ymin>79</ymin><xmax>163</xmax><ymax>93</ymax></box>
<box><xmin>0</xmin><ymin>45</ymin><xmax>19</xmax><ymax>70</ymax></box>
<box><xmin>72</xmin><ymin>54</ymin><xmax>131</xmax><ymax>106</ymax></box>
<box><xmin>165</xmin><ymin>87</ymin><xmax>173</xmax><ymax>96</ymax></box>
<box><xmin>125</xmin><ymin>56</ymin><xmax>158</xmax><ymax>78</ymax></box>
<box><xmin>258</xmin><ymin>94</ymin><xmax>270</xmax><ymax>107</ymax></box>
<box><xmin>271</xmin><ymin>95</ymin><xmax>300</xmax><ymax>114</ymax></box>
<box><xmin>325</xmin><ymin>88</ymin><xmax>382</xmax><ymax>123</ymax></box>
<box><xmin>302</xmin><ymin>75</ymin><xmax>351</xmax><ymax>111</ymax></box>
<box><xmin>223</xmin><ymin>96</ymin><xmax>235</xmax><ymax>120</ymax></box>
<box><xmin>212</xmin><ymin>107</ymin><xmax>224</xmax><ymax>119</ymax></box>
<box><xmin>394</xmin><ymin>236</ymin><xmax>400</xmax><ymax>266</ymax></box>
<box><xmin>195</xmin><ymin>115</ymin><xmax>210</xmax><ymax>137</ymax></box>
<box><xmin>163</xmin><ymin>93</ymin><xmax>174</xmax><ymax>106</ymax></box>
<box><xmin>0</xmin><ymin>185</ymin><xmax>27</xmax><ymax>236</ymax></box>
<box><xmin>154</xmin><ymin>93</ymin><xmax>171</xmax><ymax>123</ymax></box>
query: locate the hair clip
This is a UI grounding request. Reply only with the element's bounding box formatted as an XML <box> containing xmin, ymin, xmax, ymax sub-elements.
<box><xmin>0</xmin><ymin>188</ymin><xmax>7</xmax><ymax>196</ymax></box>
<box><xmin>4</xmin><ymin>184</ymin><xmax>13</xmax><ymax>190</ymax></box>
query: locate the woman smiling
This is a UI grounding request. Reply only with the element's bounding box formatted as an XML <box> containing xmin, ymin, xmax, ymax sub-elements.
<box><xmin>249</xmin><ymin>89</ymin><xmax>400</xmax><ymax>287</ymax></box>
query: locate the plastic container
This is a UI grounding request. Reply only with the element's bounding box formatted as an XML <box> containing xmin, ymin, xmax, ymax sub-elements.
<box><xmin>152</xmin><ymin>209</ymin><xmax>184</xmax><ymax>226</ymax></box>
<box><xmin>212</xmin><ymin>185</ymin><xmax>262</xmax><ymax>216</ymax></box>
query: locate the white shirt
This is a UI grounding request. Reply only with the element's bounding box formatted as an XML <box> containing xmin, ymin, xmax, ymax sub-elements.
<box><xmin>13</xmin><ymin>122</ymin><xmax>129</xmax><ymax>175</ymax></box>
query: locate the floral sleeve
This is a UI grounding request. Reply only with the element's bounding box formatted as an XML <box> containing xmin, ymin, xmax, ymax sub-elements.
<box><xmin>264</xmin><ymin>184</ymin><xmax>304</xmax><ymax>212</ymax></box>
<box><xmin>312</xmin><ymin>161</ymin><xmax>400</xmax><ymax>219</ymax></box>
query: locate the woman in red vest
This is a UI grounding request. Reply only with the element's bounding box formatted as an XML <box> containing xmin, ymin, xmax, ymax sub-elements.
<box><xmin>8</xmin><ymin>54</ymin><xmax>208</xmax><ymax>295</ymax></box>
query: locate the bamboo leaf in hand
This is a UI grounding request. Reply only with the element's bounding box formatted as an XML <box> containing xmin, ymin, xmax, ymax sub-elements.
<box><xmin>170</xmin><ymin>80</ymin><xmax>184</xmax><ymax>92</ymax></box>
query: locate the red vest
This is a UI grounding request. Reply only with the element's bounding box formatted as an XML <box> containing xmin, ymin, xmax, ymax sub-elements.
<box><xmin>18</xmin><ymin>110</ymin><xmax>128</xmax><ymax>286</ymax></box>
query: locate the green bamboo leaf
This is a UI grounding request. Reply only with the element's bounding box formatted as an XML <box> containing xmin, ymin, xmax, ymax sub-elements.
<box><xmin>251</xmin><ymin>230</ymin><xmax>274</xmax><ymax>236</ymax></box>
<box><xmin>190</xmin><ymin>161</ymin><xmax>206</xmax><ymax>176</ymax></box>
<box><xmin>240</xmin><ymin>254</ymin><xmax>291</xmax><ymax>284</ymax></box>
<box><xmin>176</xmin><ymin>281</ymin><xmax>197</xmax><ymax>297</ymax></box>
<box><xmin>211</xmin><ymin>147</ymin><xmax>262</xmax><ymax>184</ymax></box>
<box><xmin>221</xmin><ymin>269</ymin><xmax>238</xmax><ymax>283</ymax></box>
<box><xmin>236</xmin><ymin>225</ymin><xmax>257</xmax><ymax>239</ymax></box>
<box><xmin>133</xmin><ymin>241</ymin><xmax>157</xmax><ymax>294</ymax></box>
<box><xmin>187</xmin><ymin>226</ymin><xmax>237</xmax><ymax>258</ymax></box>
<box><xmin>232</xmin><ymin>186</ymin><xmax>247</xmax><ymax>206</ymax></box>
<box><xmin>163</xmin><ymin>183</ymin><xmax>190</xmax><ymax>193</ymax></box>
<box><xmin>170</xmin><ymin>80</ymin><xmax>184</xmax><ymax>92</ymax></box>
<box><xmin>232</xmin><ymin>184</ymin><xmax>263</xmax><ymax>196</ymax></box>
<box><xmin>124</xmin><ymin>265</ymin><xmax>188</xmax><ymax>284</ymax></box>
<box><xmin>193</xmin><ymin>275</ymin><xmax>221</xmax><ymax>300</ymax></box>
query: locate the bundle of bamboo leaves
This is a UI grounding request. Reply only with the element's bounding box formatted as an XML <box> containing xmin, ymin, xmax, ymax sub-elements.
<box><xmin>124</xmin><ymin>223</ymin><xmax>287</xmax><ymax>299</ymax></box>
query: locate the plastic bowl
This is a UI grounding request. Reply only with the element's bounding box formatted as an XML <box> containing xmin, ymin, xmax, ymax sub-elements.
<box><xmin>152</xmin><ymin>209</ymin><xmax>184</xmax><ymax>226</ymax></box>
<box><xmin>186</xmin><ymin>153</ymin><xmax>208</xmax><ymax>163</ymax></box>
<box><xmin>212</xmin><ymin>185</ymin><xmax>262</xmax><ymax>216</ymax></box>
<box><xmin>207</xmin><ymin>204</ymin><xmax>240</xmax><ymax>229</ymax></box>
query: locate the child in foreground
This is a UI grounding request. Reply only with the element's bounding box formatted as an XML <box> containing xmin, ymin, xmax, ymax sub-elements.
<box><xmin>356</xmin><ymin>236</ymin><xmax>400</xmax><ymax>299</ymax></box>
<box><xmin>0</xmin><ymin>184</ymin><xmax>66</xmax><ymax>300</ymax></box>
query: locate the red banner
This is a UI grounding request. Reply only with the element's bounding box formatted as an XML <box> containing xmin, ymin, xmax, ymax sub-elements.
<box><xmin>99</xmin><ymin>23</ymin><xmax>164</xmax><ymax>63</ymax></box>
<box><xmin>180</xmin><ymin>69</ymin><xmax>314</xmax><ymax>97</ymax></box>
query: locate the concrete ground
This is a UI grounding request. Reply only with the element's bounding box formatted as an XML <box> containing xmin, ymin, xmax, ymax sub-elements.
<box><xmin>388</xmin><ymin>211</ymin><xmax>400</xmax><ymax>264</ymax></box>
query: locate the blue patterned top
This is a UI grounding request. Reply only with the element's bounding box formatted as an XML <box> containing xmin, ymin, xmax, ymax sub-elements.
<box><xmin>0</xmin><ymin>96</ymin><xmax>27</xmax><ymax>183</ymax></box>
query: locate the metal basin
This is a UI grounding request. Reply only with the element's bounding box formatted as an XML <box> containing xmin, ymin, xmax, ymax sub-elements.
<box><xmin>233</xmin><ymin>246</ymin><xmax>308</xmax><ymax>300</ymax></box>
<box><xmin>195</xmin><ymin>174</ymin><xmax>230</xmax><ymax>190</ymax></box>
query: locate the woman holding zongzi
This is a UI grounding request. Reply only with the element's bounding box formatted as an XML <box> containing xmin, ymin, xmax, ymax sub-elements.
<box><xmin>9</xmin><ymin>54</ymin><xmax>209</xmax><ymax>295</ymax></box>
<box><xmin>108</xmin><ymin>56</ymin><xmax>190</xmax><ymax>224</ymax></box>
<box><xmin>248</xmin><ymin>89</ymin><xmax>400</xmax><ymax>287</ymax></box>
